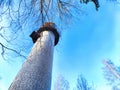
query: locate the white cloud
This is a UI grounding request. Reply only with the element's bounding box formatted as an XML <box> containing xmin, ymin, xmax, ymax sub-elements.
<box><xmin>96</xmin><ymin>85</ymin><xmax>112</xmax><ymax>90</ymax></box>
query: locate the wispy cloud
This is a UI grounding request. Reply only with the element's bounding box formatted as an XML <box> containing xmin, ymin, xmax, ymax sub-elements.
<box><xmin>96</xmin><ymin>85</ymin><xmax>112</xmax><ymax>90</ymax></box>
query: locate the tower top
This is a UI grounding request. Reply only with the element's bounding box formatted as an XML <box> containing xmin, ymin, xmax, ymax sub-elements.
<box><xmin>30</xmin><ymin>22</ymin><xmax>60</xmax><ymax>46</ymax></box>
<box><xmin>42</xmin><ymin>22</ymin><xmax>56</xmax><ymax>28</ymax></box>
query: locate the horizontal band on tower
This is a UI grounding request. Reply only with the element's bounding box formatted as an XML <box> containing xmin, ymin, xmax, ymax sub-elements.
<box><xmin>38</xmin><ymin>27</ymin><xmax>60</xmax><ymax>46</ymax></box>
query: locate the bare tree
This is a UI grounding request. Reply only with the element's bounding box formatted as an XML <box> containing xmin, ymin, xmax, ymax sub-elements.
<box><xmin>80</xmin><ymin>0</ymin><xmax>100</xmax><ymax>10</ymax></box>
<box><xmin>75</xmin><ymin>75</ymin><xmax>94</xmax><ymax>90</ymax></box>
<box><xmin>102</xmin><ymin>60</ymin><xmax>120</xmax><ymax>90</ymax></box>
<box><xmin>54</xmin><ymin>75</ymin><xmax>70</xmax><ymax>90</ymax></box>
<box><xmin>0</xmin><ymin>0</ymin><xmax>100</xmax><ymax>59</ymax></box>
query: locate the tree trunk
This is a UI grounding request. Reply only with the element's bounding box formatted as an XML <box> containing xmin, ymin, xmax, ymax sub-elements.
<box><xmin>9</xmin><ymin>31</ymin><xmax>55</xmax><ymax>90</ymax></box>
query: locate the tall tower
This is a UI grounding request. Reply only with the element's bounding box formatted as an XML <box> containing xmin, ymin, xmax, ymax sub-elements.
<box><xmin>9</xmin><ymin>22</ymin><xmax>59</xmax><ymax>90</ymax></box>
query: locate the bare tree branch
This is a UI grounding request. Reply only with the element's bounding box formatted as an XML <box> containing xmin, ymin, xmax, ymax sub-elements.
<box><xmin>0</xmin><ymin>0</ymin><xmax>100</xmax><ymax>60</ymax></box>
<box><xmin>102</xmin><ymin>60</ymin><xmax>120</xmax><ymax>89</ymax></box>
<box><xmin>0</xmin><ymin>42</ymin><xmax>26</xmax><ymax>59</ymax></box>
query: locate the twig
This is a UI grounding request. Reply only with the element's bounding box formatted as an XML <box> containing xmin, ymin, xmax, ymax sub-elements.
<box><xmin>0</xmin><ymin>42</ymin><xmax>26</xmax><ymax>59</ymax></box>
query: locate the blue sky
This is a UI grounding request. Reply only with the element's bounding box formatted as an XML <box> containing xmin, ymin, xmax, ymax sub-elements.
<box><xmin>52</xmin><ymin>1</ymin><xmax>120</xmax><ymax>90</ymax></box>
<box><xmin>0</xmin><ymin>0</ymin><xmax>120</xmax><ymax>90</ymax></box>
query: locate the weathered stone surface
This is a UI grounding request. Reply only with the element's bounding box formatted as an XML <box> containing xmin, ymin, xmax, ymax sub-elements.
<box><xmin>9</xmin><ymin>31</ymin><xmax>55</xmax><ymax>90</ymax></box>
